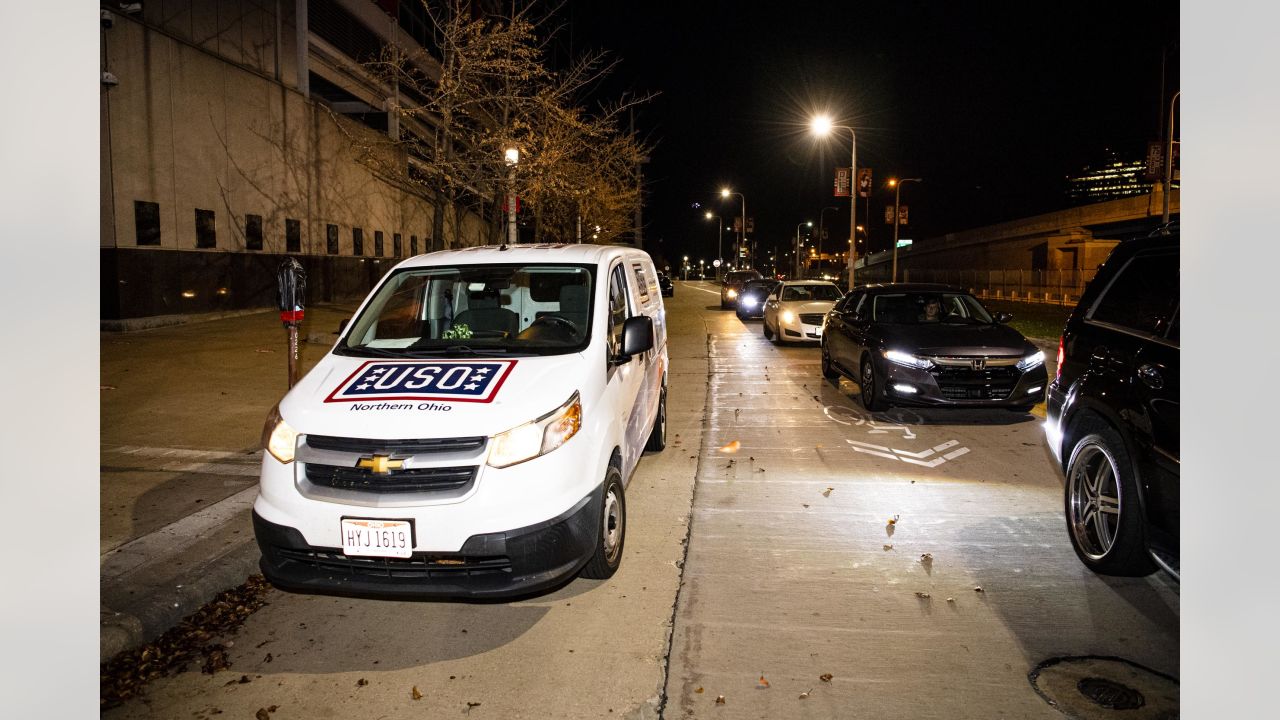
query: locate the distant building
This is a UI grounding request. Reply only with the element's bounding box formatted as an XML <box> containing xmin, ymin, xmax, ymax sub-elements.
<box><xmin>1066</xmin><ymin>149</ymin><xmax>1154</xmax><ymax>205</ymax></box>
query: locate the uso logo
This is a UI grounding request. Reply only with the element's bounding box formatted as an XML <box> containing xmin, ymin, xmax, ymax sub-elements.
<box><xmin>324</xmin><ymin>360</ymin><xmax>517</xmax><ymax>404</ymax></box>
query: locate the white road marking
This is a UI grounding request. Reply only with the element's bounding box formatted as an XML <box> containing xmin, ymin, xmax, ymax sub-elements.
<box><xmin>846</xmin><ymin>438</ymin><xmax>971</xmax><ymax>468</ymax></box>
<box><xmin>681</xmin><ymin>282</ymin><xmax>722</xmax><ymax>296</ymax></box>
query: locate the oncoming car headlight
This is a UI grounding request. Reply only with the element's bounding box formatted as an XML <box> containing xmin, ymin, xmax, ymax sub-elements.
<box><xmin>740</xmin><ymin>297</ymin><xmax>759</xmax><ymax>308</ymax></box>
<box><xmin>883</xmin><ymin>349</ymin><xmax>933</xmax><ymax>370</ymax></box>
<box><xmin>261</xmin><ymin>403</ymin><xmax>299</xmax><ymax>464</ymax></box>
<box><xmin>726</xmin><ymin>288</ymin><xmax>738</xmax><ymax>299</ymax></box>
<box><xmin>1017</xmin><ymin>350</ymin><xmax>1046</xmax><ymax>371</ymax></box>
<box><xmin>781</xmin><ymin>310</ymin><xmax>795</xmax><ymax>323</ymax></box>
<box><xmin>488</xmin><ymin>391</ymin><xmax>582</xmax><ymax>468</ymax></box>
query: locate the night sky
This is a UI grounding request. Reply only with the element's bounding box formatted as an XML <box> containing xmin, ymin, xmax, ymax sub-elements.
<box><xmin>558</xmin><ymin>1</ymin><xmax>1179</xmax><ymax>271</ymax></box>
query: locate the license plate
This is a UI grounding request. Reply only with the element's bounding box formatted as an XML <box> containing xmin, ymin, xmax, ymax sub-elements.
<box><xmin>340</xmin><ymin>518</ymin><xmax>413</xmax><ymax>558</ymax></box>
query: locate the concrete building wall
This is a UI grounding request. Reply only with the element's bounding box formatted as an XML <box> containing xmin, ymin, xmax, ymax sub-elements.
<box><xmin>101</xmin><ymin>4</ymin><xmax>490</xmax><ymax>322</ymax></box>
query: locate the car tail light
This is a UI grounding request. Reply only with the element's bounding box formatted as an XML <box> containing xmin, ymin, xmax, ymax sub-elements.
<box><xmin>1055</xmin><ymin>335</ymin><xmax>1065</xmax><ymax>382</ymax></box>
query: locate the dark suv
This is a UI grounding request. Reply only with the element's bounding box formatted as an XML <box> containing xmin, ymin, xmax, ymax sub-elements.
<box><xmin>1045</xmin><ymin>233</ymin><xmax>1179</xmax><ymax>579</ymax></box>
<box><xmin>720</xmin><ymin>269</ymin><xmax>763</xmax><ymax>309</ymax></box>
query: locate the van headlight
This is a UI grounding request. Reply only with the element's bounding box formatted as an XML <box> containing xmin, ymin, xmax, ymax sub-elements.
<box><xmin>883</xmin><ymin>349</ymin><xmax>933</xmax><ymax>370</ymax></box>
<box><xmin>261</xmin><ymin>403</ymin><xmax>299</xmax><ymax>464</ymax></box>
<box><xmin>1017</xmin><ymin>350</ymin><xmax>1045</xmax><ymax>371</ymax></box>
<box><xmin>488</xmin><ymin>391</ymin><xmax>582</xmax><ymax>468</ymax></box>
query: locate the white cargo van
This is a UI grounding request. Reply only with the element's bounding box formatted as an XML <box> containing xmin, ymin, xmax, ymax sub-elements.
<box><xmin>253</xmin><ymin>244</ymin><xmax>668</xmax><ymax>598</ymax></box>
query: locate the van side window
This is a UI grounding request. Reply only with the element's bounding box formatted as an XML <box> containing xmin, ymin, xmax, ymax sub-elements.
<box><xmin>1088</xmin><ymin>252</ymin><xmax>1179</xmax><ymax>336</ymax></box>
<box><xmin>632</xmin><ymin>263</ymin><xmax>651</xmax><ymax>305</ymax></box>
<box><xmin>608</xmin><ymin>265</ymin><xmax>630</xmax><ymax>355</ymax></box>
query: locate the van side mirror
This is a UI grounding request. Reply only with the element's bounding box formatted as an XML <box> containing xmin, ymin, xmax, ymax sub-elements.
<box><xmin>620</xmin><ymin>316</ymin><xmax>654</xmax><ymax>357</ymax></box>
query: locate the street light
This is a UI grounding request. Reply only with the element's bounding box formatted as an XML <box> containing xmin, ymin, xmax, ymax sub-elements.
<box><xmin>682</xmin><ymin>255</ymin><xmax>690</xmax><ymax>281</ymax></box>
<box><xmin>704</xmin><ymin>211</ymin><xmax>724</xmax><ymax>281</ymax></box>
<box><xmin>720</xmin><ymin>188</ymin><xmax>746</xmax><ymax>270</ymax></box>
<box><xmin>504</xmin><ymin>147</ymin><xmax>520</xmax><ymax>244</ymax></box>
<box><xmin>887</xmin><ymin>177</ymin><xmax>922</xmax><ymax>283</ymax></box>
<box><xmin>811</xmin><ymin>115</ymin><xmax>858</xmax><ymax>291</ymax></box>
<box><xmin>795</xmin><ymin>221</ymin><xmax>813</xmax><ymax>279</ymax></box>
<box><xmin>817</xmin><ymin>205</ymin><xmax>838</xmax><ymax>280</ymax></box>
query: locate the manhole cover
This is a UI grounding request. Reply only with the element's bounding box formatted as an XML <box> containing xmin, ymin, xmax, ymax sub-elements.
<box><xmin>1029</xmin><ymin>656</ymin><xmax>1178</xmax><ymax>719</ymax></box>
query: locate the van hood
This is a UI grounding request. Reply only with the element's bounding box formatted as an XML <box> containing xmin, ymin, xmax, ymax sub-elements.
<box><xmin>279</xmin><ymin>353</ymin><xmax>583</xmax><ymax>440</ymax></box>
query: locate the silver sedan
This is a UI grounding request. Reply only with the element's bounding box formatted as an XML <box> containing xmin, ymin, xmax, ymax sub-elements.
<box><xmin>762</xmin><ymin>281</ymin><xmax>844</xmax><ymax>344</ymax></box>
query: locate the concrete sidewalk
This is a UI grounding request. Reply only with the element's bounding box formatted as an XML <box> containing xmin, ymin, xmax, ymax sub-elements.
<box><xmin>100</xmin><ymin>304</ymin><xmax>358</xmax><ymax>662</ymax></box>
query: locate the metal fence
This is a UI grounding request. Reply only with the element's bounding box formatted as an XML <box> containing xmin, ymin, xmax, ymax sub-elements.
<box><xmin>901</xmin><ymin>268</ymin><xmax>1099</xmax><ymax>306</ymax></box>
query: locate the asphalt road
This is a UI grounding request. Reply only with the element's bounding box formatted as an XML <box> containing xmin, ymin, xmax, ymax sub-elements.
<box><xmin>106</xmin><ymin>281</ymin><xmax>1178</xmax><ymax>719</ymax></box>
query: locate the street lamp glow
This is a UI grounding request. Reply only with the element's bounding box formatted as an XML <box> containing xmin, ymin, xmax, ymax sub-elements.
<box><xmin>810</xmin><ymin>115</ymin><xmax>833</xmax><ymax>137</ymax></box>
<box><xmin>720</xmin><ymin>188</ymin><xmax>731</xmax><ymax>198</ymax></box>
<box><xmin>504</xmin><ymin>147</ymin><xmax>520</xmax><ymax>165</ymax></box>
<box><xmin>887</xmin><ymin>178</ymin><xmax>897</xmax><ymax>188</ymax></box>
<box><xmin>704</xmin><ymin>211</ymin><xmax>713</xmax><ymax>220</ymax></box>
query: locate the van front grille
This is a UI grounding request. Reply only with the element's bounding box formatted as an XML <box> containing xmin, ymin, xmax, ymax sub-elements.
<box><xmin>305</xmin><ymin>464</ymin><xmax>477</xmax><ymax>493</ymax></box>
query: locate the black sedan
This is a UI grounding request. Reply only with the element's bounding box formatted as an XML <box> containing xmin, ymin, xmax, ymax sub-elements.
<box><xmin>820</xmin><ymin>283</ymin><xmax>1048</xmax><ymax>411</ymax></box>
<box><xmin>657</xmin><ymin>271</ymin><xmax>674</xmax><ymax>297</ymax></box>
<box><xmin>735</xmin><ymin>279</ymin><xmax>779</xmax><ymax>320</ymax></box>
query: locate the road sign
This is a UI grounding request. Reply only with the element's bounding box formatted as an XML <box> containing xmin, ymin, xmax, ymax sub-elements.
<box><xmin>834</xmin><ymin>167</ymin><xmax>852</xmax><ymax>197</ymax></box>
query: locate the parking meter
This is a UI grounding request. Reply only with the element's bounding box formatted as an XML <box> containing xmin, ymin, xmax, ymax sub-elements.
<box><xmin>277</xmin><ymin>259</ymin><xmax>307</xmax><ymax>387</ymax></box>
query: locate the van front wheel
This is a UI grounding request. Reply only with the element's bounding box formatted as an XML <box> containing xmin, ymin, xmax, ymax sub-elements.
<box><xmin>580</xmin><ymin>467</ymin><xmax>626</xmax><ymax>579</ymax></box>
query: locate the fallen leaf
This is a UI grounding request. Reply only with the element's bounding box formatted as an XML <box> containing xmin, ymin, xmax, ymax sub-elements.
<box><xmin>919</xmin><ymin>553</ymin><xmax>933</xmax><ymax>563</ymax></box>
<box><xmin>255</xmin><ymin>710</ymin><xmax>270</xmax><ymax>720</ymax></box>
<box><xmin>238</xmin><ymin>675</ymin><xmax>250</xmax><ymax>684</ymax></box>
<box><xmin>974</xmin><ymin>586</ymin><xmax>984</xmax><ymax>593</ymax></box>
<box><xmin>946</xmin><ymin>597</ymin><xmax>956</xmax><ymax>603</ymax></box>
<box><xmin>467</xmin><ymin>702</ymin><xmax>481</xmax><ymax>708</ymax></box>
<box><xmin>887</xmin><ymin>514</ymin><xmax>900</xmax><ymax>526</ymax></box>
<box><xmin>715</xmin><ymin>695</ymin><xmax>726</xmax><ymax>705</ymax></box>
<box><xmin>821</xmin><ymin>487</ymin><xmax>833</xmax><ymax>497</ymax></box>
<box><xmin>268</xmin><ymin>706</ymin><xmax>278</xmax><ymax>713</ymax></box>
<box><xmin>411</xmin><ymin>685</ymin><xmax>423</xmax><ymax>700</ymax></box>
<box><xmin>695</xmin><ymin>687</ymin><xmax>704</xmax><ymax>694</ymax></box>
<box><xmin>758</xmin><ymin>675</ymin><xmax>770</xmax><ymax>688</ymax></box>
<box><xmin>820</xmin><ymin>673</ymin><xmax>833</xmax><ymax>682</ymax></box>
<box><xmin>357</xmin><ymin>678</ymin><xmax>368</xmax><ymax>687</ymax></box>
<box><xmin>802</xmin><ymin>504</ymin><xmax>810</xmax><ymax>508</ymax></box>
<box><xmin>719</xmin><ymin>440</ymin><xmax>741</xmax><ymax>453</ymax></box>
<box><xmin>915</xmin><ymin>591</ymin><xmax>931</xmax><ymax>599</ymax></box>
<box><xmin>799</xmin><ymin>688</ymin><xmax>813</xmax><ymax>699</ymax></box>
<box><xmin>883</xmin><ymin>544</ymin><xmax>894</xmax><ymax>551</ymax></box>
<box><xmin>263</xmin><ymin>653</ymin><xmax>272</xmax><ymax>663</ymax></box>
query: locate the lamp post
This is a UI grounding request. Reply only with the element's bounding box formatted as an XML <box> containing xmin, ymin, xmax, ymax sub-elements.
<box><xmin>1162</xmin><ymin>90</ymin><xmax>1180</xmax><ymax>229</ymax></box>
<box><xmin>682</xmin><ymin>255</ymin><xmax>690</xmax><ymax>281</ymax></box>
<box><xmin>794</xmin><ymin>221</ymin><xmax>813</xmax><ymax>279</ymax></box>
<box><xmin>817</xmin><ymin>205</ymin><xmax>838</xmax><ymax>280</ymax></box>
<box><xmin>888</xmin><ymin>177</ymin><xmax>922</xmax><ymax>283</ymax></box>
<box><xmin>720</xmin><ymin>188</ymin><xmax>746</xmax><ymax>270</ymax></box>
<box><xmin>811</xmin><ymin>116</ymin><xmax>857</xmax><ymax>291</ymax></box>
<box><xmin>705</xmin><ymin>211</ymin><xmax>723</xmax><ymax>281</ymax></box>
<box><xmin>504</xmin><ymin>147</ymin><xmax>519</xmax><ymax>244</ymax></box>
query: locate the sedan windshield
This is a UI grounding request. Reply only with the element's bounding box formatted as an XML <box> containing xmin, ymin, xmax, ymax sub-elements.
<box><xmin>781</xmin><ymin>284</ymin><xmax>843</xmax><ymax>302</ymax></box>
<box><xmin>337</xmin><ymin>263</ymin><xmax>594</xmax><ymax>357</ymax></box>
<box><xmin>869</xmin><ymin>292</ymin><xmax>994</xmax><ymax>325</ymax></box>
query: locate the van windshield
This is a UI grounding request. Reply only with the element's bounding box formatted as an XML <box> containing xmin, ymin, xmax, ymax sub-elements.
<box><xmin>336</xmin><ymin>264</ymin><xmax>595</xmax><ymax>358</ymax></box>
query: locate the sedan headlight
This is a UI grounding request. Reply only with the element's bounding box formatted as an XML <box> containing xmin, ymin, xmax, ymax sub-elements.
<box><xmin>883</xmin><ymin>349</ymin><xmax>933</xmax><ymax>370</ymax></box>
<box><xmin>740</xmin><ymin>297</ymin><xmax>758</xmax><ymax>308</ymax></box>
<box><xmin>781</xmin><ymin>310</ymin><xmax>795</xmax><ymax>323</ymax></box>
<box><xmin>1017</xmin><ymin>350</ymin><xmax>1045</xmax><ymax>371</ymax></box>
<box><xmin>261</xmin><ymin>403</ymin><xmax>299</xmax><ymax>464</ymax></box>
<box><xmin>726</xmin><ymin>289</ymin><xmax>738</xmax><ymax>299</ymax></box>
<box><xmin>488</xmin><ymin>391</ymin><xmax>582</xmax><ymax>468</ymax></box>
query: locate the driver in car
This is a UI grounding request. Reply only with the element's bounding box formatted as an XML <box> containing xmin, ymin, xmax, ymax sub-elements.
<box><xmin>918</xmin><ymin>297</ymin><xmax>943</xmax><ymax>323</ymax></box>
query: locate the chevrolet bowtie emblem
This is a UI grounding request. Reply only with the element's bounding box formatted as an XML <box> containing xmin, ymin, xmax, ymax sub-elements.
<box><xmin>357</xmin><ymin>455</ymin><xmax>404</xmax><ymax>474</ymax></box>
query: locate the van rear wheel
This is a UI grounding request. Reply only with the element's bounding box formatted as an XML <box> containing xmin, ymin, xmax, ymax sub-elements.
<box><xmin>580</xmin><ymin>467</ymin><xmax>626</xmax><ymax>579</ymax></box>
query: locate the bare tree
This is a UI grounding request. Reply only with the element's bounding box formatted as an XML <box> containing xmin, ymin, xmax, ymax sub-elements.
<box><xmin>335</xmin><ymin>0</ymin><xmax>652</xmax><ymax>247</ymax></box>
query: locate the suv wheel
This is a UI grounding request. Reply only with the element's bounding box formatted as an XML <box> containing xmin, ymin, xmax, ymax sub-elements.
<box><xmin>821</xmin><ymin>340</ymin><xmax>839</xmax><ymax>380</ymax></box>
<box><xmin>1064</xmin><ymin>420</ymin><xmax>1155</xmax><ymax>576</ymax></box>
